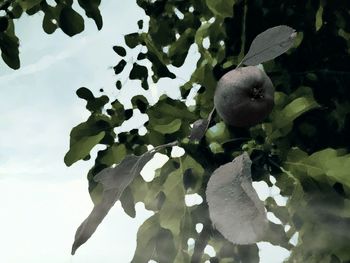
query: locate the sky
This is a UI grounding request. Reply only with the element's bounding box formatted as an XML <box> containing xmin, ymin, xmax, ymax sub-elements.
<box><xmin>0</xmin><ymin>1</ymin><xmax>291</xmax><ymax>262</ymax></box>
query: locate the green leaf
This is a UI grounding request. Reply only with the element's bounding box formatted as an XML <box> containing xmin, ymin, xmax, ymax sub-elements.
<box><xmin>125</xmin><ymin>32</ymin><xmax>141</xmax><ymax>48</ymax></box>
<box><xmin>43</xmin><ymin>12</ymin><xmax>58</xmax><ymax>34</ymax></box>
<box><xmin>159</xmin><ymin>167</ymin><xmax>186</xmax><ymax>235</ymax></box>
<box><xmin>205</xmin><ymin>0</ymin><xmax>235</xmax><ymax>18</ymax></box>
<box><xmin>113</xmin><ymin>45</ymin><xmax>127</xmax><ymax>56</ymax></box>
<box><xmin>153</xmin><ymin>119</ymin><xmax>182</xmax><ymax>134</ymax></box>
<box><xmin>59</xmin><ymin>7</ymin><xmax>85</xmax><ymax>37</ymax></box>
<box><xmin>78</xmin><ymin>0</ymin><xmax>103</xmax><ymax>30</ymax></box>
<box><xmin>113</xmin><ymin>59</ymin><xmax>127</xmax><ymax>74</ymax></box>
<box><xmin>99</xmin><ymin>143</ymin><xmax>127</xmax><ymax>166</ymax></box>
<box><xmin>270</xmin><ymin>89</ymin><xmax>320</xmax><ymax>139</ymax></box>
<box><xmin>0</xmin><ymin>32</ymin><xmax>20</xmax><ymax>69</ymax></box>
<box><xmin>132</xmin><ymin>214</ymin><xmax>177</xmax><ymax>263</ymax></box>
<box><xmin>129</xmin><ymin>63</ymin><xmax>148</xmax><ymax>81</ymax></box>
<box><xmin>17</xmin><ymin>0</ymin><xmax>42</xmax><ymax>11</ymax></box>
<box><xmin>64</xmin><ymin>131</ymin><xmax>105</xmax><ymax>166</ymax></box>
<box><xmin>286</xmin><ymin>148</ymin><xmax>350</xmax><ymax>188</ymax></box>
<box><xmin>0</xmin><ymin>17</ymin><xmax>9</xmax><ymax>32</ymax></box>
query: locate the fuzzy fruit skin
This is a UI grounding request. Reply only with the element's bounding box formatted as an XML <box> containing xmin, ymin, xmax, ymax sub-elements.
<box><xmin>214</xmin><ymin>66</ymin><xmax>275</xmax><ymax>127</ymax></box>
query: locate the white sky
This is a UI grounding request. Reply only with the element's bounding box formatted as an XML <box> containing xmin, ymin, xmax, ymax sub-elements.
<box><xmin>0</xmin><ymin>1</ymin><xmax>291</xmax><ymax>262</ymax></box>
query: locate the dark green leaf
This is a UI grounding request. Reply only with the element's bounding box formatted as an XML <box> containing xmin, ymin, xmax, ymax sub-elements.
<box><xmin>125</xmin><ymin>32</ymin><xmax>141</xmax><ymax>48</ymax></box>
<box><xmin>129</xmin><ymin>63</ymin><xmax>148</xmax><ymax>81</ymax></box>
<box><xmin>78</xmin><ymin>0</ymin><xmax>103</xmax><ymax>30</ymax></box>
<box><xmin>113</xmin><ymin>45</ymin><xmax>127</xmax><ymax>57</ymax></box>
<box><xmin>17</xmin><ymin>0</ymin><xmax>41</xmax><ymax>10</ymax></box>
<box><xmin>131</xmin><ymin>214</ymin><xmax>177</xmax><ymax>263</ymax></box>
<box><xmin>0</xmin><ymin>16</ymin><xmax>9</xmax><ymax>32</ymax></box>
<box><xmin>113</xmin><ymin>59</ymin><xmax>127</xmax><ymax>75</ymax></box>
<box><xmin>0</xmin><ymin>32</ymin><xmax>20</xmax><ymax>69</ymax></box>
<box><xmin>59</xmin><ymin>7</ymin><xmax>85</xmax><ymax>37</ymax></box>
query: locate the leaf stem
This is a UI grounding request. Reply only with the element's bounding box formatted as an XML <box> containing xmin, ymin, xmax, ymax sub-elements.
<box><xmin>152</xmin><ymin>140</ymin><xmax>179</xmax><ymax>152</ymax></box>
<box><xmin>235</xmin><ymin>0</ymin><xmax>248</xmax><ymax>69</ymax></box>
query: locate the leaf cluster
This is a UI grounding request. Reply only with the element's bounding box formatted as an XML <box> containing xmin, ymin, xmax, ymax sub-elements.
<box><xmin>60</xmin><ymin>0</ymin><xmax>350</xmax><ymax>262</ymax></box>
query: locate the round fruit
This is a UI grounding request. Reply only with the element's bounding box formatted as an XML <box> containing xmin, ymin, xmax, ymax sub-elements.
<box><xmin>214</xmin><ymin>66</ymin><xmax>275</xmax><ymax>127</ymax></box>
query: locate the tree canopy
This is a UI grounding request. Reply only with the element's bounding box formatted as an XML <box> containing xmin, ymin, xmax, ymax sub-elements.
<box><xmin>3</xmin><ymin>0</ymin><xmax>350</xmax><ymax>262</ymax></box>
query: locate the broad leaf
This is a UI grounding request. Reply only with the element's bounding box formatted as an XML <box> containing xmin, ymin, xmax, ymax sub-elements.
<box><xmin>159</xmin><ymin>167</ymin><xmax>186</xmax><ymax>236</ymax></box>
<box><xmin>131</xmin><ymin>214</ymin><xmax>177</xmax><ymax>263</ymax></box>
<box><xmin>206</xmin><ymin>0</ymin><xmax>235</xmax><ymax>18</ymax></box>
<box><xmin>59</xmin><ymin>7</ymin><xmax>85</xmax><ymax>37</ymax></box>
<box><xmin>189</xmin><ymin>108</ymin><xmax>215</xmax><ymax>141</ymax></box>
<box><xmin>71</xmin><ymin>151</ymin><xmax>156</xmax><ymax>254</ymax></box>
<box><xmin>189</xmin><ymin>119</ymin><xmax>209</xmax><ymax>141</ymax></box>
<box><xmin>285</xmin><ymin>148</ymin><xmax>350</xmax><ymax>189</ymax></box>
<box><xmin>241</xmin><ymin>25</ymin><xmax>297</xmax><ymax>66</ymax></box>
<box><xmin>206</xmin><ymin>152</ymin><xmax>268</xmax><ymax>244</ymax></box>
<box><xmin>64</xmin><ymin>131</ymin><xmax>105</xmax><ymax>166</ymax></box>
<box><xmin>95</xmin><ymin>151</ymin><xmax>155</xmax><ymax>190</ymax></box>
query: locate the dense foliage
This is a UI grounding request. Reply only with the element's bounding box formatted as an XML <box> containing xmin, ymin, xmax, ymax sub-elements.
<box><xmin>0</xmin><ymin>0</ymin><xmax>102</xmax><ymax>69</ymax></box>
<box><xmin>65</xmin><ymin>0</ymin><xmax>350</xmax><ymax>261</ymax></box>
<box><xmin>4</xmin><ymin>0</ymin><xmax>350</xmax><ymax>262</ymax></box>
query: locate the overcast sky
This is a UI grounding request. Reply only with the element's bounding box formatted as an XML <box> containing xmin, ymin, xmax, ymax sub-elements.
<box><xmin>0</xmin><ymin>1</ymin><xmax>291</xmax><ymax>262</ymax></box>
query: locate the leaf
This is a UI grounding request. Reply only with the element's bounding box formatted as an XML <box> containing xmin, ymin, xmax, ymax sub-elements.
<box><xmin>189</xmin><ymin>108</ymin><xmax>215</xmax><ymax>141</ymax></box>
<box><xmin>17</xmin><ymin>0</ymin><xmax>41</xmax><ymax>10</ymax></box>
<box><xmin>71</xmin><ymin>151</ymin><xmax>156</xmax><ymax>254</ymax></box>
<box><xmin>274</xmin><ymin>96</ymin><xmax>320</xmax><ymax>129</ymax></box>
<box><xmin>125</xmin><ymin>32</ymin><xmax>141</xmax><ymax>48</ymax></box>
<box><xmin>189</xmin><ymin>119</ymin><xmax>209</xmax><ymax>141</ymax></box>
<box><xmin>285</xmin><ymin>148</ymin><xmax>350</xmax><ymax>189</ymax></box>
<box><xmin>241</xmin><ymin>25</ymin><xmax>297</xmax><ymax>66</ymax></box>
<box><xmin>129</xmin><ymin>63</ymin><xmax>148</xmax><ymax>81</ymax></box>
<box><xmin>95</xmin><ymin>151</ymin><xmax>155</xmax><ymax>190</ymax></box>
<box><xmin>59</xmin><ymin>7</ymin><xmax>85</xmax><ymax>37</ymax></box>
<box><xmin>131</xmin><ymin>214</ymin><xmax>177</xmax><ymax>263</ymax></box>
<box><xmin>78</xmin><ymin>0</ymin><xmax>103</xmax><ymax>30</ymax></box>
<box><xmin>0</xmin><ymin>32</ymin><xmax>20</xmax><ymax>69</ymax></box>
<box><xmin>113</xmin><ymin>59</ymin><xmax>127</xmax><ymax>75</ymax></box>
<box><xmin>113</xmin><ymin>45</ymin><xmax>127</xmax><ymax>57</ymax></box>
<box><xmin>64</xmin><ymin>131</ymin><xmax>105</xmax><ymax>166</ymax></box>
<box><xmin>120</xmin><ymin>186</ymin><xmax>136</xmax><ymax>218</ymax></box>
<box><xmin>153</xmin><ymin>119</ymin><xmax>182</xmax><ymax>134</ymax></box>
<box><xmin>71</xmin><ymin>189</ymin><xmax>117</xmax><ymax>255</ymax></box>
<box><xmin>159</xmin><ymin>168</ymin><xmax>186</xmax><ymax>235</ymax></box>
<box><xmin>206</xmin><ymin>0</ymin><xmax>235</xmax><ymax>18</ymax></box>
<box><xmin>206</xmin><ymin>152</ymin><xmax>269</xmax><ymax>244</ymax></box>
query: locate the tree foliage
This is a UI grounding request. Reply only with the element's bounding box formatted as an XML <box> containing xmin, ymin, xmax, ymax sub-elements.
<box><xmin>0</xmin><ymin>0</ymin><xmax>102</xmax><ymax>69</ymax></box>
<box><xmin>5</xmin><ymin>0</ymin><xmax>350</xmax><ymax>262</ymax></box>
<box><xmin>67</xmin><ymin>0</ymin><xmax>350</xmax><ymax>262</ymax></box>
